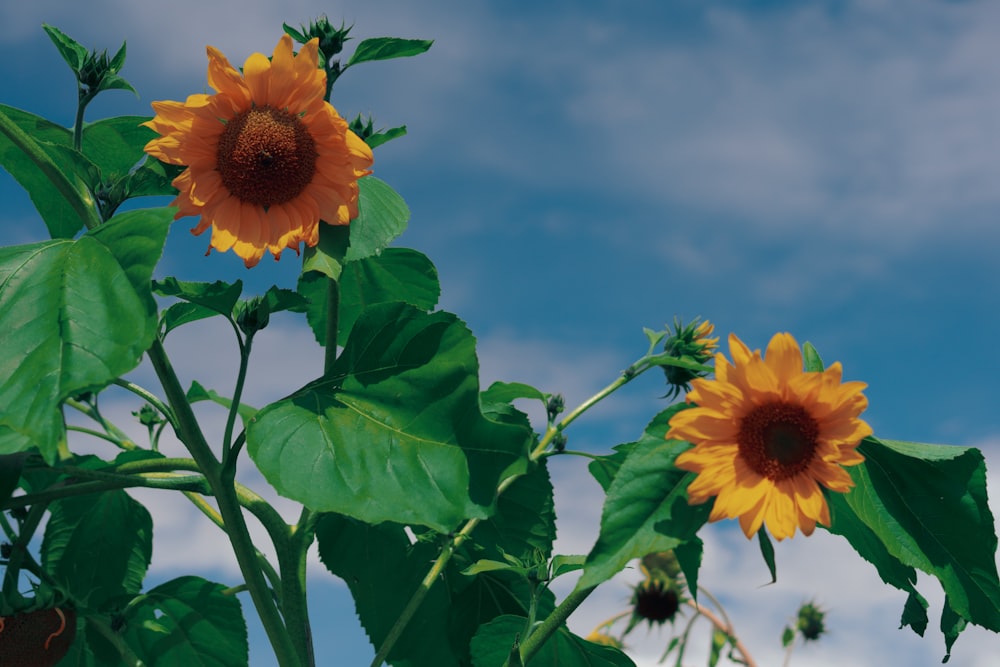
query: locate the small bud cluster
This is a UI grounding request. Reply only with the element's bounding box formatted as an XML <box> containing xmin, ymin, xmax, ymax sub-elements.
<box><xmin>662</xmin><ymin>317</ymin><xmax>718</xmax><ymax>399</ymax></box>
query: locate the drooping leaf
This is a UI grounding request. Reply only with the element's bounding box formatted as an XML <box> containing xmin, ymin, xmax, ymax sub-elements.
<box><xmin>847</xmin><ymin>438</ymin><xmax>1000</xmax><ymax>636</ymax></box>
<box><xmin>578</xmin><ymin>408</ymin><xmax>710</xmax><ymax>591</ymax></box>
<box><xmin>674</xmin><ymin>538</ymin><xmax>703</xmax><ymax>603</ymax></box>
<box><xmin>0</xmin><ymin>208</ymin><xmax>170</xmax><ymax>461</ymax></box>
<box><xmin>316</xmin><ymin>514</ymin><xmax>463</xmax><ymax>667</ymax></box>
<box><xmin>347</xmin><ymin>38</ymin><xmax>434</xmax><ymax>66</ymax></box>
<box><xmin>757</xmin><ymin>528</ymin><xmax>777</xmax><ymax>584</ymax></box>
<box><xmin>0</xmin><ymin>104</ymin><xmax>90</xmax><ymax>238</ymax></box>
<box><xmin>41</xmin><ymin>490</ymin><xmax>153</xmax><ymax>609</ymax></box>
<box><xmin>470</xmin><ymin>615</ymin><xmax>636</xmax><ymax>667</ymax></box>
<box><xmin>298</xmin><ymin>247</ymin><xmax>439</xmax><ymax>346</ymax></box>
<box><xmin>248</xmin><ymin>303</ymin><xmax>530</xmax><ymax>531</ymax></box>
<box><xmin>121</xmin><ymin>576</ymin><xmax>248</xmax><ymax>667</ymax></box>
<box><xmin>940</xmin><ymin>596</ymin><xmax>967</xmax><ymax>663</ymax></box>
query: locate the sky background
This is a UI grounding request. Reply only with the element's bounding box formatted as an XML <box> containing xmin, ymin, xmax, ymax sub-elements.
<box><xmin>2</xmin><ymin>0</ymin><xmax>1000</xmax><ymax>665</ymax></box>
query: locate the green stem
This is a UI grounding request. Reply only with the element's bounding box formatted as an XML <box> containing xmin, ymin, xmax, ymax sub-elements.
<box><xmin>147</xmin><ymin>338</ymin><xmax>301</xmax><ymax>667</ymax></box>
<box><xmin>66</xmin><ymin>424</ymin><xmax>125</xmax><ymax>447</ymax></box>
<box><xmin>370</xmin><ymin>349</ymin><xmax>669</xmax><ymax>666</ymax></box>
<box><xmin>223</xmin><ymin>334</ymin><xmax>253</xmax><ymax>465</ymax></box>
<box><xmin>0</xmin><ymin>105</ymin><xmax>100</xmax><ymax>231</ymax></box>
<box><xmin>323</xmin><ymin>277</ymin><xmax>339</xmax><ymax>377</ymax></box>
<box><xmin>2</xmin><ymin>476</ymin><xmax>211</xmax><ymax>511</ymax></box>
<box><xmin>282</xmin><ymin>508</ymin><xmax>320</xmax><ymax>667</ymax></box>
<box><xmin>1</xmin><ymin>503</ymin><xmax>48</xmax><ymax>604</ymax></box>
<box><xmin>113</xmin><ymin>378</ymin><xmax>178</xmax><ymax>430</ymax></box>
<box><xmin>514</xmin><ymin>585</ymin><xmax>597</xmax><ymax>665</ymax></box>
<box><xmin>66</xmin><ymin>398</ymin><xmax>139</xmax><ymax>450</ymax></box>
<box><xmin>88</xmin><ymin>614</ymin><xmax>145</xmax><ymax>666</ymax></box>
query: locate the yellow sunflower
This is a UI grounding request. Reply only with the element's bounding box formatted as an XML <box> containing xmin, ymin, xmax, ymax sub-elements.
<box><xmin>143</xmin><ymin>35</ymin><xmax>373</xmax><ymax>267</ymax></box>
<box><xmin>666</xmin><ymin>332</ymin><xmax>871</xmax><ymax>540</ymax></box>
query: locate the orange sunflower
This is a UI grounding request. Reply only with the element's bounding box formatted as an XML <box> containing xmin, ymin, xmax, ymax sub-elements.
<box><xmin>143</xmin><ymin>35</ymin><xmax>373</xmax><ymax>267</ymax></box>
<box><xmin>666</xmin><ymin>332</ymin><xmax>871</xmax><ymax>540</ymax></box>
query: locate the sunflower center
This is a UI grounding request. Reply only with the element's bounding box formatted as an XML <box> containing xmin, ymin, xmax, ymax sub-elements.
<box><xmin>738</xmin><ymin>402</ymin><xmax>819</xmax><ymax>480</ymax></box>
<box><xmin>216</xmin><ymin>105</ymin><xmax>318</xmax><ymax>208</ymax></box>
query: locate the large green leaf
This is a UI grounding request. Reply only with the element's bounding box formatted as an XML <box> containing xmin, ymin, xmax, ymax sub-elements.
<box><xmin>838</xmin><ymin>437</ymin><xmax>1000</xmax><ymax>640</ymax></box>
<box><xmin>41</xmin><ymin>490</ymin><xmax>153</xmax><ymax>609</ymax></box>
<box><xmin>298</xmin><ymin>247</ymin><xmax>439</xmax><ymax>347</ymax></box>
<box><xmin>470</xmin><ymin>460</ymin><xmax>555</xmax><ymax>563</ymax></box>
<box><xmin>248</xmin><ymin>303</ymin><xmax>530</xmax><ymax>531</ymax></box>
<box><xmin>0</xmin><ymin>104</ymin><xmax>88</xmax><ymax>238</ymax></box>
<box><xmin>316</xmin><ymin>514</ymin><xmax>463</xmax><ymax>667</ymax></box>
<box><xmin>0</xmin><ymin>208</ymin><xmax>170</xmax><ymax>461</ymax></box>
<box><xmin>81</xmin><ymin>116</ymin><xmax>155</xmax><ymax>176</ymax></box>
<box><xmin>316</xmin><ymin>513</ymin><xmax>548</xmax><ymax>667</ymax></box>
<box><xmin>578</xmin><ymin>408</ymin><xmax>710</xmax><ymax>591</ymax></box>
<box><xmin>121</xmin><ymin>576</ymin><xmax>248</xmax><ymax>667</ymax></box>
<box><xmin>470</xmin><ymin>615</ymin><xmax>636</xmax><ymax>667</ymax></box>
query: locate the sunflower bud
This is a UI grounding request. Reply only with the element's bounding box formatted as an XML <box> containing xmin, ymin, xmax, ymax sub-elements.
<box><xmin>235</xmin><ymin>296</ymin><xmax>271</xmax><ymax>337</ymax></box>
<box><xmin>285</xmin><ymin>16</ymin><xmax>351</xmax><ymax>65</ymax></box>
<box><xmin>662</xmin><ymin>317</ymin><xmax>718</xmax><ymax>398</ymax></box>
<box><xmin>795</xmin><ymin>601</ymin><xmax>827</xmax><ymax>641</ymax></box>
<box><xmin>630</xmin><ymin>577</ymin><xmax>682</xmax><ymax>628</ymax></box>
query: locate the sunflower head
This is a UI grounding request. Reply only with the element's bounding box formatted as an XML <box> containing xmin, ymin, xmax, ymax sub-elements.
<box><xmin>796</xmin><ymin>601</ymin><xmax>827</xmax><ymax>641</ymax></box>
<box><xmin>667</xmin><ymin>332</ymin><xmax>872</xmax><ymax>540</ymax></box>
<box><xmin>630</xmin><ymin>577</ymin><xmax>683</xmax><ymax>629</ymax></box>
<box><xmin>662</xmin><ymin>317</ymin><xmax>719</xmax><ymax>398</ymax></box>
<box><xmin>143</xmin><ymin>35</ymin><xmax>373</xmax><ymax>268</ymax></box>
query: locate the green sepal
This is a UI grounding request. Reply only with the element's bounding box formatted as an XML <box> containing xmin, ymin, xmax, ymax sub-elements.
<box><xmin>757</xmin><ymin>527</ymin><xmax>777</xmax><ymax>584</ymax></box>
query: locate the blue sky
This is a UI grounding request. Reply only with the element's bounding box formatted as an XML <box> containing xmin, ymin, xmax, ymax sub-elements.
<box><xmin>2</xmin><ymin>1</ymin><xmax>1000</xmax><ymax>665</ymax></box>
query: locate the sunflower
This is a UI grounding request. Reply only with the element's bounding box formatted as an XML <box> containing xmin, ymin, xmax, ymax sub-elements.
<box><xmin>143</xmin><ymin>35</ymin><xmax>373</xmax><ymax>267</ymax></box>
<box><xmin>666</xmin><ymin>333</ymin><xmax>871</xmax><ymax>540</ymax></box>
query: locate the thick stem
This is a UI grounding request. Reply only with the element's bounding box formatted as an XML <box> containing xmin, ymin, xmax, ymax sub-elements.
<box><xmin>282</xmin><ymin>508</ymin><xmax>320</xmax><ymax>667</ymax></box>
<box><xmin>223</xmin><ymin>334</ymin><xmax>252</xmax><ymax>466</ymax></box>
<box><xmin>147</xmin><ymin>339</ymin><xmax>301</xmax><ymax>667</ymax></box>
<box><xmin>514</xmin><ymin>585</ymin><xmax>597</xmax><ymax>665</ymax></box>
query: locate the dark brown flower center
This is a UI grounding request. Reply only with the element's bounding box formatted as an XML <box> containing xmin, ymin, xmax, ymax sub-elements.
<box><xmin>738</xmin><ymin>402</ymin><xmax>819</xmax><ymax>480</ymax></box>
<box><xmin>216</xmin><ymin>105</ymin><xmax>317</xmax><ymax>208</ymax></box>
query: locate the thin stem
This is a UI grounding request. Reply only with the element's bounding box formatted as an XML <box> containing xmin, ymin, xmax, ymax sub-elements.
<box><xmin>66</xmin><ymin>397</ymin><xmax>139</xmax><ymax>450</ymax></box>
<box><xmin>72</xmin><ymin>90</ymin><xmax>90</xmax><ymax>152</ymax></box>
<box><xmin>684</xmin><ymin>599</ymin><xmax>757</xmax><ymax>667</ymax></box>
<box><xmin>0</xmin><ymin>108</ymin><xmax>100</xmax><ymax>230</ymax></box>
<box><xmin>88</xmin><ymin>614</ymin><xmax>145</xmax><ymax>666</ymax></box>
<box><xmin>66</xmin><ymin>424</ymin><xmax>125</xmax><ymax>447</ymax></box>
<box><xmin>223</xmin><ymin>333</ymin><xmax>253</xmax><ymax>465</ymax></box>
<box><xmin>1</xmin><ymin>502</ymin><xmax>48</xmax><ymax>604</ymax></box>
<box><xmin>147</xmin><ymin>338</ymin><xmax>301</xmax><ymax>667</ymax></box>
<box><xmin>113</xmin><ymin>378</ymin><xmax>178</xmax><ymax>430</ymax></box>
<box><xmin>2</xmin><ymin>476</ymin><xmax>210</xmax><ymax>511</ymax></box>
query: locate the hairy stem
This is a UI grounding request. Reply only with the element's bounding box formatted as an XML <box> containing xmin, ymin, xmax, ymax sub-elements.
<box><xmin>685</xmin><ymin>599</ymin><xmax>758</xmax><ymax>667</ymax></box>
<box><xmin>514</xmin><ymin>585</ymin><xmax>598</xmax><ymax>665</ymax></box>
<box><xmin>148</xmin><ymin>338</ymin><xmax>301</xmax><ymax>667</ymax></box>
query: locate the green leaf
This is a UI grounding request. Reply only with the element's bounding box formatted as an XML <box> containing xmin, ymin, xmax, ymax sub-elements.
<box><xmin>0</xmin><ymin>208</ymin><xmax>169</xmax><ymax>461</ymax></box>
<box><xmin>578</xmin><ymin>409</ymin><xmax>711</xmax><ymax>591</ymax></box>
<box><xmin>674</xmin><ymin>538</ymin><xmax>703</xmax><ymax>603</ymax></box>
<box><xmin>248</xmin><ymin>303</ymin><xmax>530</xmax><ymax>531</ymax></box>
<box><xmin>281</xmin><ymin>23</ymin><xmax>308</xmax><ymax>43</ymax></box>
<box><xmin>848</xmin><ymin>438</ymin><xmax>1000</xmax><ymax>635</ymax></box>
<box><xmin>41</xmin><ymin>490</ymin><xmax>152</xmax><ymax>609</ymax></box>
<box><xmin>316</xmin><ymin>514</ymin><xmax>463</xmax><ymax>666</ymax></box>
<box><xmin>902</xmin><ymin>590</ymin><xmax>929</xmax><ymax>637</ymax></box>
<box><xmin>802</xmin><ymin>342</ymin><xmax>824</xmax><ymax>372</ymax></box>
<box><xmin>757</xmin><ymin>528</ymin><xmax>777</xmax><ymax>584</ymax></box>
<box><xmin>346</xmin><ymin>176</ymin><xmax>410</xmax><ymax>261</ymax></box>
<box><xmin>470</xmin><ymin>615</ymin><xmax>636</xmax><ymax>667</ymax></box>
<box><xmin>781</xmin><ymin>625</ymin><xmax>795</xmax><ymax>648</ymax></box>
<box><xmin>707</xmin><ymin>628</ymin><xmax>727</xmax><ymax>667</ymax></box>
<box><xmin>160</xmin><ymin>302</ymin><xmax>222</xmax><ymax>337</ymax></box>
<box><xmin>43</xmin><ymin>24</ymin><xmax>88</xmax><ymax>72</ymax></box>
<box><xmin>121</xmin><ymin>576</ymin><xmax>248</xmax><ymax>667</ymax></box>
<box><xmin>153</xmin><ymin>278</ymin><xmax>243</xmax><ymax>315</ymax></box>
<box><xmin>186</xmin><ymin>381</ymin><xmax>257</xmax><ymax>424</ymax></box>
<box><xmin>549</xmin><ymin>555</ymin><xmax>586</xmax><ymax>580</ymax></box>
<box><xmin>470</xmin><ymin>461</ymin><xmax>555</xmax><ymax>562</ymax></box>
<box><xmin>124</xmin><ymin>158</ymin><xmax>179</xmax><ymax>199</ymax></box>
<box><xmin>365</xmin><ymin>125</ymin><xmax>407</xmax><ymax>149</ymax></box>
<box><xmin>81</xmin><ymin>116</ymin><xmax>155</xmax><ymax>177</ymax></box>
<box><xmin>0</xmin><ymin>104</ymin><xmax>92</xmax><ymax>238</ymax></box>
<box><xmin>587</xmin><ymin>444</ymin><xmax>634</xmax><ymax>493</ymax></box>
<box><xmin>301</xmin><ymin>223</ymin><xmax>350</xmax><ymax>280</ymax></box>
<box><xmin>481</xmin><ymin>382</ymin><xmax>547</xmax><ymax>406</ymax></box>
<box><xmin>940</xmin><ymin>597</ymin><xmax>967</xmax><ymax>663</ymax></box>
<box><xmin>0</xmin><ymin>453</ymin><xmax>26</xmax><ymax>506</ymax></box>
<box><xmin>299</xmin><ymin>247</ymin><xmax>439</xmax><ymax>346</ymax></box>
<box><xmin>347</xmin><ymin>38</ymin><xmax>434</xmax><ymax>66</ymax></box>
